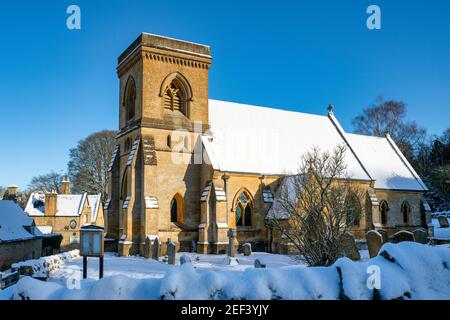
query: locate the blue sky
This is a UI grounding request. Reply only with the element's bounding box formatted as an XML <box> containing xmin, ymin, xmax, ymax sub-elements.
<box><xmin>1</xmin><ymin>0</ymin><xmax>449</xmax><ymax>189</ymax></box>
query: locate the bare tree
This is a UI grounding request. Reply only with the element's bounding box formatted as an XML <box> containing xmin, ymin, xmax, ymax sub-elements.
<box><xmin>68</xmin><ymin>130</ymin><xmax>116</xmax><ymax>199</ymax></box>
<box><xmin>352</xmin><ymin>96</ymin><xmax>426</xmax><ymax>161</ymax></box>
<box><xmin>269</xmin><ymin>145</ymin><xmax>364</xmax><ymax>266</ymax></box>
<box><xmin>28</xmin><ymin>172</ymin><xmax>64</xmax><ymax>193</ymax></box>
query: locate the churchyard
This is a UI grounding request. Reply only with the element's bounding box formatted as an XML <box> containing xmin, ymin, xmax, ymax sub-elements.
<box><xmin>1</xmin><ymin>216</ymin><xmax>449</xmax><ymax>300</ymax></box>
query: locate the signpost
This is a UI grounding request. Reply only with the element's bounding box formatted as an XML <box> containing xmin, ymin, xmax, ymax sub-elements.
<box><xmin>80</xmin><ymin>225</ymin><xmax>104</xmax><ymax>279</ymax></box>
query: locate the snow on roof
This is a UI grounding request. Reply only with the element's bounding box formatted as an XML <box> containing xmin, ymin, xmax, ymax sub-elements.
<box><xmin>0</xmin><ymin>200</ymin><xmax>39</xmax><ymax>242</ymax></box>
<box><xmin>345</xmin><ymin>133</ymin><xmax>427</xmax><ymax>191</ymax></box>
<box><xmin>205</xmin><ymin>99</ymin><xmax>371</xmax><ymax>180</ymax></box>
<box><xmin>87</xmin><ymin>194</ymin><xmax>102</xmax><ymax>223</ymax></box>
<box><xmin>36</xmin><ymin>226</ymin><xmax>53</xmax><ymax>235</ymax></box>
<box><xmin>25</xmin><ymin>192</ymin><xmax>102</xmax><ymax>220</ymax></box>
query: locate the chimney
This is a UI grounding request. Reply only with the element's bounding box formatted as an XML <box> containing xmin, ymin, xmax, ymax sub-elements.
<box><xmin>6</xmin><ymin>185</ymin><xmax>18</xmax><ymax>201</ymax></box>
<box><xmin>61</xmin><ymin>176</ymin><xmax>71</xmax><ymax>194</ymax></box>
<box><xmin>45</xmin><ymin>190</ymin><xmax>58</xmax><ymax>216</ymax></box>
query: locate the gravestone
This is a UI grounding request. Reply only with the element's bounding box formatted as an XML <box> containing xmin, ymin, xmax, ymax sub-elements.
<box><xmin>167</xmin><ymin>241</ymin><xmax>176</xmax><ymax>265</ymax></box>
<box><xmin>242</xmin><ymin>243</ymin><xmax>252</xmax><ymax>256</ymax></box>
<box><xmin>180</xmin><ymin>255</ymin><xmax>191</xmax><ymax>265</ymax></box>
<box><xmin>413</xmin><ymin>228</ymin><xmax>428</xmax><ymax>244</ymax></box>
<box><xmin>366</xmin><ymin>230</ymin><xmax>383</xmax><ymax>258</ymax></box>
<box><xmin>152</xmin><ymin>237</ymin><xmax>160</xmax><ymax>261</ymax></box>
<box><xmin>378</xmin><ymin>229</ymin><xmax>389</xmax><ymax>244</ymax></box>
<box><xmin>191</xmin><ymin>240</ymin><xmax>197</xmax><ymax>253</ymax></box>
<box><xmin>392</xmin><ymin>230</ymin><xmax>415</xmax><ymax>243</ymax></box>
<box><xmin>340</xmin><ymin>232</ymin><xmax>360</xmax><ymax>261</ymax></box>
<box><xmin>144</xmin><ymin>237</ymin><xmax>151</xmax><ymax>259</ymax></box>
<box><xmin>438</xmin><ymin>216</ymin><xmax>449</xmax><ymax>228</ymax></box>
<box><xmin>254</xmin><ymin>259</ymin><xmax>266</xmax><ymax>268</ymax></box>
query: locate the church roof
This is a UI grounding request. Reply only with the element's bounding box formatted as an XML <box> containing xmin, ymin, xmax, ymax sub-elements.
<box><xmin>204</xmin><ymin>99</ymin><xmax>427</xmax><ymax>192</ymax></box>
<box><xmin>345</xmin><ymin>133</ymin><xmax>427</xmax><ymax>191</ymax></box>
<box><xmin>25</xmin><ymin>192</ymin><xmax>102</xmax><ymax>223</ymax></box>
<box><xmin>204</xmin><ymin>99</ymin><xmax>370</xmax><ymax>181</ymax></box>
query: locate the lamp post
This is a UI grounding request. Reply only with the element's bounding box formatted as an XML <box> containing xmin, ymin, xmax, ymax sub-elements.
<box><xmin>80</xmin><ymin>225</ymin><xmax>105</xmax><ymax>279</ymax></box>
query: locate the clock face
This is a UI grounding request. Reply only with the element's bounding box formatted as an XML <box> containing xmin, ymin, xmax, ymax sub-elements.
<box><xmin>70</xmin><ymin>219</ymin><xmax>77</xmax><ymax>230</ymax></box>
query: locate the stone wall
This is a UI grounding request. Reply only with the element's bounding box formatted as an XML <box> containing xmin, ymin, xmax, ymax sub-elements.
<box><xmin>0</xmin><ymin>238</ymin><xmax>42</xmax><ymax>271</ymax></box>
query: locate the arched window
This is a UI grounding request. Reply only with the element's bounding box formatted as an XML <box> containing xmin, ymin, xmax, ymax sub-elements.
<box><xmin>234</xmin><ymin>190</ymin><xmax>252</xmax><ymax>227</ymax></box>
<box><xmin>401</xmin><ymin>201</ymin><xmax>410</xmax><ymax>224</ymax></box>
<box><xmin>124</xmin><ymin>138</ymin><xmax>131</xmax><ymax>152</ymax></box>
<box><xmin>163</xmin><ymin>81</ymin><xmax>185</xmax><ymax>114</ymax></box>
<box><xmin>120</xmin><ymin>169</ymin><xmax>128</xmax><ymax>200</ymax></box>
<box><xmin>123</xmin><ymin>77</ymin><xmax>136</xmax><ymax>122</ymax></box>
<box><xmin>170</xmin><ymin>198</ymin><xmax>178</xmax><ymax>223</ymax></box>
<box><xmin>170</xmin><ymin>193</ymin><xmax>184</xmax><ymax>224</ymax></box>
<box><xmin>345</xmin><ymin>193</ymin><xmax>362</xmax><ymax>226</ymax></box>
<box><xmin>167</xmin><ymin>135</ymin><xmax>172</xmax><ymax>149</ymax></box>
<box><xmin>379</xmin><ymin>200</ymin><xmax>389</xmax><ymax>225</ymax></box>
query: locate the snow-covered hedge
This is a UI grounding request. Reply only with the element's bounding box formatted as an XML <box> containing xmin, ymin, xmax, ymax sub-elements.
<box><xmin>11</xmin><ymin>250</ymin><xmax>80</xmax><ymax>278</ymax></box>
<box><xmin>9</xmin><ymin>243</ymin><xmax>450</xmax><ymax>300</ymax></box>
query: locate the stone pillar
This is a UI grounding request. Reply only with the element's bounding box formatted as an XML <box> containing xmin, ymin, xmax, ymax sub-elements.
<box><xmin>227</xmin><ymin>228</ymin><xmax>237</xmax><ymax>257</ymax></box>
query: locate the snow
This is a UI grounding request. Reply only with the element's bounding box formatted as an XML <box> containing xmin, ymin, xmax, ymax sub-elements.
<box><xmin>87</xmin><ymin>194</ymin><xmax>102</xmax><ymax>223</ymax></box>
<box><xmin>345</xmin><ymin>133</ymin><xmax>427</xmax><ymax>191</ymax></box>
<box><xmin>2</xmin><ymin>243</ymin><xmax>448</xmax><ymax>300</ymax></box>
<box><xmin>0</xmin><ymin>200</ymin><xmax>41</xmax><ymax>242</ymax></box>
<box><xmin>430</xmin><ymin>218</ymin><xmax>450</xmax><ymax>240</ymax></box>
<box><xmin>25</xmin><ymin>191</ymin><xmax>102</xmax><ymax>223</ymax></box>
<box><xmin>205</xmin><ymin>99</ymin><xmax>371</xmax><ymax>180</ymax></box>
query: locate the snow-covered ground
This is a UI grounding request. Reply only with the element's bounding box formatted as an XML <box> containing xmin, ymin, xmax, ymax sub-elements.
<box><xmin>1</xmin><ymin>243</ymin><xmax>449</xmax><ymax>300</ymax></box>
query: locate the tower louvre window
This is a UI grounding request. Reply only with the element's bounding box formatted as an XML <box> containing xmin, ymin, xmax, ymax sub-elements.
<box><xmin>163</xmin><ymin>81</ymin><xmax>185</xmax><ymax>114</ymax></box>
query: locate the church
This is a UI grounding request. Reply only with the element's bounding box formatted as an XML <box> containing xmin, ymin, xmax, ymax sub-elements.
<box><xmin>105</xmin><ymin>33</ymin><xmax>430</xmax><ymax>256</ymax></box>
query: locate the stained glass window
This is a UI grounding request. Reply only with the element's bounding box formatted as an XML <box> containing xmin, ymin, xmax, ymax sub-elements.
<box><xmin>236</xmin><ymin>204</ymin><xmax>243</xmax><ymax>226</ymax></box>
<box><xmin>235</xmin><ymin>190</ymin><xmax>252</xmax><ymax>227</ymax></box>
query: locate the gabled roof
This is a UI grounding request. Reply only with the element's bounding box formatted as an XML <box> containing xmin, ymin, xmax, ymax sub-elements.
<box><xmin>203</xmin><ymin>99</ymin><xmax>427</xmax><ymax>192</ymax></box>
<box><xmin>0</xmin><ymin>200</ymin><xmax>42</xmax><ymax>242</ymax></box>
<box><xmin>204</xmin><ymin>99</ymin><xmax>371</xmax><ymax>180</ymax></box>
<box><xmin>25</xmin><ymin>192</ymin><xmax>102</xmax><ymax>223</ymax></box>
<box><xmin>345</xmin><ymin>133</ymin><xmax>427</xmax><ymax>191</ymax></box>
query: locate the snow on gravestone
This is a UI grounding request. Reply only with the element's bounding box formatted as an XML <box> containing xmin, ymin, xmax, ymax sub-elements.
<box><xmin>413</xmin><ymin>228</ymin><xmax>428</xmax><ymax>244</ymax></box>
<box><xmin>180</xmin><ymin>255</ymin><xmax>191</xmax><ymax>265</ymax></box>
<box><xmin>438</xmin><ymin>216</ymin><xmax>449</xmax><ymax>228</ymax></box>
<box><xmin>167</xmin><ymin>241</ymin><xmax>176</xmax><ymax>265</ymax></box>
<box><xmin>242</xmin><ymin>243</ymin><xmax>252</xmax><ymax>256</ymax></box>
<box><xmin>340</xmin><ymin>232</ymin><xmax>360</xmax><ymax>261</ymax></box>
<box><xmin>366</xmin><ymin>230</ymin><xmax>383</xmax><ymax>258</ymax></box>
<box><xmin>392</xmin><ymin>230</ymin><xmax>415</xmax><ymax>244</ymax></box>
<box><xmin>152</xmin><ymin>238</ymin><xmax>160</xmax><ymax>261</ymax></box>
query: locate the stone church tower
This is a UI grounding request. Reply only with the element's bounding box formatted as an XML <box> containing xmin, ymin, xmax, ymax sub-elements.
<box><xmin>106</xmin><ymin>33</ymin><xmax>212</xmax><ymax>256</ymax></box>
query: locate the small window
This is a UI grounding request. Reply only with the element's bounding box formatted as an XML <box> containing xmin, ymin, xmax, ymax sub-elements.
<box><xmin>380</xmin><ymin>201</ymin><xmax>389</xmax><ymax>225</ymax></box>
<box><xmin>401</xmin><ymin>201</ymin><xmax>410</xmax><ymax>224</ymax></box>
<box><xmin>84</xmin><ymin>214</ymin><xmax>88</xmax><ymax>224</ymax></box>
<box><xmin>345</xmin><ymin>194</ymin><xmax>361</xmax><ymax>226</ymax></box>
<box><xmin>124</xmin><ymin>138</ymin><xmax>131</xmax><ymax>152</ymax></box>
<box><xmin>170</xmin><ymin>198</ymin><xmax>177</xmax><ymax>223</ymax></box>
<box><xmin>167</xmin><ymin>135</ymin><xmax>172</xmax><ymax>148</ymax></box>
<box><xmin>124</xmin><ymin>77</ymin><xmax>136</xmax><ymax>122</ymax></box>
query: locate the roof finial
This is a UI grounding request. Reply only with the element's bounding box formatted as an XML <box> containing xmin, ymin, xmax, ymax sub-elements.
<box><xmin>327</xmin><ymin>104</ymin><xmax>334</xmax><ymax>114</ymax></box>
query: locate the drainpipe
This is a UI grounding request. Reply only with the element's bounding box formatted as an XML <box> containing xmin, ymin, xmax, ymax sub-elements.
<box><xmin>222</xmin><ymin>173</ymin><xmax>230</xmax><ymax>223</ymax></box>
